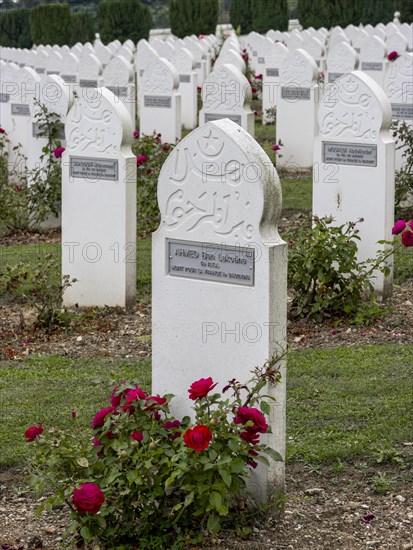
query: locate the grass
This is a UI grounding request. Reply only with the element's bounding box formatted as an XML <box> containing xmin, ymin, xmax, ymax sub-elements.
<box><xmin>0</xmin><ymin>345</ymin><xmax>412</xmax><ymax>468</ymax></box>
<box><xmin>0</xmin><ymin>355</ymin><xmax>151</xmax><ymax>468</ymax></box>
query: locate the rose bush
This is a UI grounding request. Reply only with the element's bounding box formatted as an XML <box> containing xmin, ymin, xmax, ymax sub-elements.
<box><xmin>28</xmin><ymin>359</ymin><xmax>284</xmax><ymax>548</ymax></box>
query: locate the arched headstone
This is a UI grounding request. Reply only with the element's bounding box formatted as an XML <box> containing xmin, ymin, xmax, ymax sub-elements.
<box><xmin>139</xmin><ymin>57</ymin><xmax>181</xmax><ymax>143</ymax></box>
<box><xmin>326</xmin><ymin>42</ymin><xmax>359</xmax><ymax>83</ymax></box>
<box><xmin>171</xmin><ymin>47</ymin><xmax>198</xmax><ymax>130</ymax></box>
<box><xmin>386</xmin><ymin>32</ymin><xmax>408</xmax><ymax>55</ymax></box>
<box><xmin>262</xmin><ymin>42</ymin><xmax>288</xmax><ymax>124</ymax></box>
<box><xmin>62</xmin><ymin>89</ymin><xmax>136</xmax><ymax>308</ymax></box>
<box><xmin>360</xmin><ymin>35</ymin><xmax>387</xmax><ymax>87</ymax></box>
<box><xmin>78</xmin><ymin>53</ymin><xmax>103</xmax><ymax>90</ymax></box>
<box><xmin>103</xmin><ymin>55</ymin><xmax>136</xmax><ymax>126</ymax></box>
<box><xmin>276</xmin><ymin>49</ymin><xmax>319</xmax><ymax>169</ymax></box>
<box><xmin>200</xmin><ymin>64</ymin><xmax>254</xmax><ymax>137</ymax></box>
<box><xmin>152</xmin><ymin>118</ymin><xmax>287</xmax><ymax>502</ymax></box>
<box><xmin>313</xmin><ymin>71</ymin><xmax>395</xmax><ymax>296</ymax></box>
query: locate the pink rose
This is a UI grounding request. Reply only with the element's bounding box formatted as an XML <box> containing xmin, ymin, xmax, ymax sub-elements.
<box><xmin>392</xmin><ymin>220</ymin><xmax>406</xmax><ymax>234</ymax></box>
<box><xmin>73</xmin><ymin>483</ymin><xmax>105</xmax><ymax>515</ymax></box>
<box><xmin>388</xmin><ymin>51</ymin><xmax>398</xmax><ymax>61</ymax></box>
<box><xmin>133</xmin><ymin>130</ymin><xmax>139</xmax><ymax>139</ymax></box>
<box><xmin>272</xmin><ymin>144</ymin><xmax>281</xmax><ymax>151</ymax></box>
<box><xmin>130</xmin><ymin>430</ymin><xmax>144</xmax><ymax>442</ymax></box>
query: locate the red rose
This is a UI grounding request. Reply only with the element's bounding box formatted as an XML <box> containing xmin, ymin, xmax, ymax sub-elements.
<box><xmin>72</xmin><ymin>483</ymin><xmax>105</xmax><ymax>515</ymax></box>
<box><xmin>272</xmin><ymin>144</ymin><xmax>281</xmax><ymax>151</ymax></box>
<box><xmin>53</xmin><ymin>146</ymin><xmax>65</xmax><ymax>158</ymax></box>
<box><xmin>0</xmin><ymin>127</ymin><xmax>5</xmax><ymax>134</ymax></box>
<box><xmin>401</xmin><ymin>230</ymin><xmax>413</xmax><ymax>247</ymax></box>
<box><xmin>136</xmin><ymin>155</ymin><xmax>147</xmax><ymax>166</ymax></box>
<box><xmin>163</xmin><ymin>420</ymin><xmax>180</xmax><ymax>430</ymax></box>
<box><xmin>240</xmin><ymin>430</ymin><xmax>260</xmax><ymax>445</ymax></box>
<box><xmin>254</xmin><ymin>74</ymin><xmax>263</xmax><ymax>80</ymax></box>
<box><xmin>183</xmin><ymin>425</ymin><xmax>212</xmax><ymax>452</ymax></box>
<box><xmin>392</xmin><ymin>220</ymin><xmax>406</xmax><ymax>235</ymax></box>
<box><xmin>247</xmin><ymin>449</ymin><xmax>259</xmax><ymax>469</ymax></box>
<box><xmin>388</xmin><ymin>50</ymin><xmax>398</xmax><ymax>61</ymax></box>
<box><xmin>146</xmin><ymin>395</ymin><xmax>167</xmax><ymax>408</ymax></box>
<box><xmin>188</xmin><ymin>377</ymin><xmax>218</xmax><ymax>400</ymax></box>
<box><xmin>122</xmin><ymin>386</ymin><xmax>148</xmax><ymax>413</ymax></box>
<box><xmin>133</xmin><ymin>130</ymin><xmax>139</xmax><ymax>138</ymax></box>
<box><xmin>251</xmin><ymin>87</ymin><xmax>258</xmax><ymax>94</ymax></box>
<box><xmin>146</xmin><ymin>168</ymin><xmax>153</xmax><ymax>175</ymax></box>
<box><xmin>234</xmin><ymin>406</ymin><xmax>268</xmax><ymax>434</ymax></box>
<box><xmin>92</xmin><ymin>406</ymin><xmax>116</xmax><ymax>429</ymax></box>
<box><xmin>110</xmin><ymin>382</ymin><xmax>127</xmax><ymax>407</ymax></box>
<box><xmin>130</xmin><ymin>430</ymin><xmax>144</xmax><ymax>442</ymax></box>
<box><xmin>24</xmin><ymin>423</ymin><xmax>43</xmax><ymax>442</ymax></box>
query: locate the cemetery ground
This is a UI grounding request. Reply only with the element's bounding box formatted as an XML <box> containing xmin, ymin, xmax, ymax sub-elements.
<box><xmin>1</xmin><ymin>165</ymin><xmax>412</xmax><ymax>549</ymax></box>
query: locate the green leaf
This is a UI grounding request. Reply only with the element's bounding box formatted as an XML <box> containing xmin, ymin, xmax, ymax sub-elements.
<box><xmin>80</xmin><ymin>525</ymin><xmax>92</xmax><ymax>541</ymax></box>
<box><xmin>77</xmin><ymin>457</ymin><xmax>89</xmax><ymax>468</ymax></box>
<box><xmin>184</xmin><ymin>491</ymin><xmax>194</xmax><ymax>507</ymax></box>
<box><xmin>219</xmin><ymin>469</ymin><xmax>232</xmax><ymax>488</ymax></box>
<box><xmin>228</xmin><ymin>439</ymin><xmax>239</xmax><ymax>452</ymax></box>
<box><xmin>209</xmin><ymin>491</ymin><xmax>222</xmax><ymax>510</ymax></box>
<box><xmin>255</xmin><ymin>454</ymin><xmax>270</xmax><ymax>466</ymax></box>
<box><xmin>207</xmin><ymin>513</ymin><xmax>221</xmax><ymax>535</ymax></box>
<box><xmin>231</xmin><ymin>457</ymin><xmax>246</xmax><ymax>473</ymax></box>
<box><xmin>264</xmin><ymin>447</ymin><xmax>283</xmax><ymax>462</ymax></box>
<box><xmin>260</xmin><ymin>401</ymin><xmax>271</xmax><ymax>415</ymax></box>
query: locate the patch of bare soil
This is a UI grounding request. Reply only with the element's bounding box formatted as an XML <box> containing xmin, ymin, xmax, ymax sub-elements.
<box><xmin>0</xmin><ymin>463</ymin><xmax>412</xmax><ymax>549</ymax></box>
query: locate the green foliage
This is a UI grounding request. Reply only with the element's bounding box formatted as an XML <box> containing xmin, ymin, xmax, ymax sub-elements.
<box><xmin>286</xmin><ymin>217</ymin><xmax>392</xmax><ymax>320</ymax></box>
<box><xmin>0</xmin><ymin>103</ymin><xmax>64</xmax><ymax>236</ymax></box>
<box><xmin>97</xmin><ymin>0</ymin><xmax>152</xmax><ymax>43</ymax></box>
<box><xmin>360</xmin><ymin>0</ymin><xmax>397</xmax><ymax>25</ymax></box>
<box><xmin>392</xmin><ymin>120</ymin><xmax>413</xmax><ymax>215</ymax></box>
<box><xmin>297</xmin><ymin>0</ymin><xmax>369</xmax><ymax>28</ymax></box>
<box><xmin>251</xmin><ymin>0</ymin><xmax>289</xmax><ymax>33</ymax></box>
<box><xmin>132</xmin><ymin>132</ymin><xmax>174</xmax><ymax>233</ymax></box>
<box><xmin>30</xmin><ymin>3</ymin><xmax>71</xmax><ymax>45</ymax></box>
<box><xmin>170</xmin><ymin>0</ymin><xmax>219</xmax><ymax>38</ymax></box>
<box><xmin>0</xmin><ymin>8</ymin><xmax>32</xmax><ymax>48</ymax></box>
<box><xmin>230</xmin><ymin>0</ymin><xmax>253</xmax><ymax>34</ymax></box>
<box><xmin>0</xmin><ymin>254</ymin><xmax>76</xmax><ymax>330</ymax></box>
<box><xmin>70</xmin><ymin>10</ymin><xmax>95</xmax><ymax>45</ymax></box>
<box><xmin>28</xmin><ymin>360</ymin><xmax>283</xmax><ymax>547</ymax></box>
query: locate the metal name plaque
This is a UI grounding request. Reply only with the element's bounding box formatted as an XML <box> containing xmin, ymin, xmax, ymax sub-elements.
<box><xmin>316</xmin><ymin>59</ymin><xmax>320</xmax><ymax>67</ymax></box>
<box><xmin>281</xmin><ymin>87</ymin><xmax>311</xmax><ymax>100</ymax></box>
<box><xmin>391</xmin><ymin>103</ymin><xmax>413</xmax><ymax>120</ymax></box>
<box><xmin>11</xmin><ymin>103</ymin><xmax>30</xmax><ymax>116</ymax></box>
<box><xmin>253</xmin><ymin>51</ymin><xmax>257</xmax><ymax>56</ymax></box>
<box><xmin>61</xmin><ymin>74</ymin><xmax>76</xmax><ymax>83</ymax></box>
<box><xmin>167</xmin><ymin>240</ymin><xmax>255</xmax><ymax>287</ymax></box>
<box><xmin>144</xmin><ymin>95</ymin><xmax>172</xmax><ymax>108</ymax></box>
<box><xmin>36</xmin><ymin>68</ymin><xmax>45</xmax><ymax>74</ymax></box>
<box><xmin>107</xmin><ymin>86</ymin><xmax>128</xmax><ymax>97</ymax></box>
<box><xmin>32</xmin><ymin>122</ymin><xmax>65</xmax><ymax>139</ymax></box>
<box><xmin>361</xmin><ymin>62</ymin><xmax>383</xmax><ymax>71</ymax></box>
<box><xmin>195</xmin><ymin>62</ymin><xmax>202</xmax><ymax>69</ymax></box>
<box><xmin>355</xmin><ymin>47</ymin><xmax>361</xmax><ymax>53</ymax></box>
<box><xmin>322</xmin><ymin>142</ymin><xmax>377</xmax><ymax>167</ymax></box>
<box><xmin>69</xmin><ymin>157</ymin><xmax>119</xmax><ymax>181</ymax></box>
<box><xmin>0</xmin><ymin>93</ymin><xmax>10</xmax><ymax>103</ymax></box>
<box><xmin>179</xmin><ymin>74</ymin><xmax>191</xmax><ymax>83</ymax></box>
<box><xmin>140</xmin><ymin>70</ymin><xmax>144</xmax><ymax>76</ymax></box>
<box><xmin>47</xmin><ymin>70</ymin><xmax>59</xmax><ymax>75</ymax></box>
<box><xmin>258</xmin><ymin>57</ymin><xmax>265</xmax><ymax>63</ymax></box>
<box><xmin>328</xmin><ymin>72</ymin><xmax>343</xmax><ymax>82</ymax></box>
<box><xmin>79</xmin><ymin>79</ymin><xmax>98</xmax><ymax>88</ymax></box>
<box><xmin>266</xmin><ymin>68</ymin><xmax>279</xmax><ymax>77</ymax></box>
<box><xmin>204</xmin><ymin>113</ymin><xmax>242</xmax><ymax>126</ymax></box>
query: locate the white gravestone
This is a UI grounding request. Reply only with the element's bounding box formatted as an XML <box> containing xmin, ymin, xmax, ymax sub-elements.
<box><xmin>47</xmin><ymin>51</ymin><xmax>63</xmax><ymax>76</ymax></box>
<box><xmin>360</xmin><ymin>35</ymin><xmax>387</xmax><ymax>88</ymax></box>
<box><xmin>60</xmin><ymin>51</ymin><xmax>79</xmax><ymax>88</ymax></box>
<box><xmin>0</xmin><ymin>62</ymin><xmax>19</xmax><ymax>158</ymax></box>
<box><xmin>276</xmin><ymin>49</ymin><xmax>319</xmax><ymax>170</ymax></box>
<box><xmin>262</xmin><ymin>42</ymin><xmax>288</xmax><ymax>124</ymax></box>
<box><xmin>200</xmin><ymin>64</ymin><xmax>254</xmax><ymax>137</ymax></box>
<box><xmin>313</xmin><ymin>71</ymin><xmax>394</xmax><ymax>297</ymax></box>
<box><xmin>171</xmin><ymin>47</ymin><xmax>198</xmax><ymax>130</ymax></box>
<box><xmin>303</xmin><ymin>37</ymin><xmax>325</xmax><ymax>70</ymax></box>
<box><xmin>135</xmin><ymin>40</ymin><xmax>159</xmax><ymax>88</ymax></box>
<box><xmin>62</xmin><ymin>88</ymin><xmax>136</xmax><ymax>308</ymax></box>
<box><xmin>183</xmin><ymin>39</ymin><xmax>207</xmax><ymax>86</ymax></box>
<box><xmin>214</xmin><ymin>48</ymin><xmax>246</xmax><ymax>75</ymax></box>
<box><xmin>140</xmin><ymin>58</ymin><xmax>181</xmax><ymax>144</ymax></box>
<box><xmin>12</xmin><ymin>67</ymin><xmax>40</xmax><ymax>160</ymax></box>
<box><xmin>78</xmin><ymin>53</ymin><xmax>103</xmax><ymax>92</ymax></box>
<box><xmin>103</xmin><ymin>55</ymin><xmax>136</xmax><ymax>127</ymax></box>
<box><xmin>326</xmin><ymin>42</ymin><xmax>359</xmax><ymax>83</ymax></box>
<box><xmin>383</xmin><ymin>52</ymin><xmax>413</xmax><ymax>171</ymax></box>
<box><xmin>386</xmin><ymin>32</ymin><xmax>408</xmax><ymax>55</ymax></box>
<box><xmin>152</xmin><ymin>118</ymin><xmax>287</xmax><ymax>502</ymax></box>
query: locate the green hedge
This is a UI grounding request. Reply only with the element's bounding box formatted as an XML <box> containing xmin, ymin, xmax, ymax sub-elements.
<box><xmin>30</xmin><ymin>3</ymin><xmax>71</xmax><ymax>46</ymax></box>
<box><xmin>0</xmin><ymin>8</ymin><xmax>32</xmax><ymax>49</ymax></box>
<box><xmin>251</xmin><ymin>0</ymin><xmax>289</xmax><ymax>33</ymax></box>
<box><xmin>230</xmin><ymin>0</ymin><xmax>253</xmax><ymax>35</ymax></box>
<box><xmin>170</xmin><ymin>0</ymin><xmax>219</xmax><ymax>38</ymax></box>
<box><xmin>70</xmin><ymin>11</ymin><xmax>95</xmax><ymax>45</ymax></box>
<box><xmin>97</xmin><ymin>0</ymin><xmax>152</xmax><ymax>44</ymax></box>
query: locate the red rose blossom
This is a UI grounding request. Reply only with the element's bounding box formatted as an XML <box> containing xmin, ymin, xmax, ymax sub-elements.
<box><xmin>110</xmin><ymin>382</ymin><xmax>127</xmax><ymax>407</ymax></box>
<box><xmin>401</xmin><ymin>230</ymin><xmax>413</xmax><ymax>247</ymax></box>
<box><xmin>92</xmin><ymin>406</ymin><xmax>116</xmax><ymax>429</ymax></box>
<box><xmin>163</xmin><ymin>420</ymin><xmax>181</xmax><ymax>430</ymax></box>
<box><xmin>251</xmin><ymin>86</ymin><xmax>258</xmax><ymax>94</ymax></box>
<box><xmin>388</xmin><ymin>50</ymin><xmax>398</xmax><ymax>61</ymax></box>
<box><xmin>234</xmin><ymin>406</ymin><xmax>268</xmax><ymax>434</ymax></box>
<box><xmin>392</xmin><ymin>219</ymin><xmax>406</xmax><ymax>234</ymax></box>
<box><xmin>0</xmin><ymin>127</ymin><xmax>5</xmax><ymax>133</ymax></box>
<box><xmin>133</xmin><ymin>130</ymin><xmax>139</xmax><ymax>138</ymax></box>
<box><xmin>53</xmin><ymin>146</ymin><xmax>65</xmax><ymax>158</ymax></box>
<box><xmin>24</xmin><ymin>423</ymin><xmax>43</xmax><ymax>442</ymax></box>
<box><xmin>72</xmin><ymin>483</ymin><xmax>105</xmax><ymax>515</ymax></box>
<box><xmin>136</xmin><ymin>155</ymin><xmax>147</xmax><ymax>166</ymax></box>
<box><xmin>183</xmin><ymin>425</ymin><xmax>212</xmax><ymax>452</ymax></box>
<box><xmin>240</xmin><ymin>430</ymin><xmax>260</xmax><ymax>445</ymax></box>
<box><xmin>130</xmin><ymin>430</ymin><xmax>144</xmax><ymax>442</ymax></box>
<box><xmin>188</xmin><ymin>377</ymin><xmax>218</xmax><ymax>400</ymax></box>
<box><xmin>146</xmin><ymin>395</ymin><xmax>167</xmax><ymax>407</ymax></box>
<box><xmin>272</xmin><ymin>144</ymin><xmax>281</xmax><ymax>151</ymax></box>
